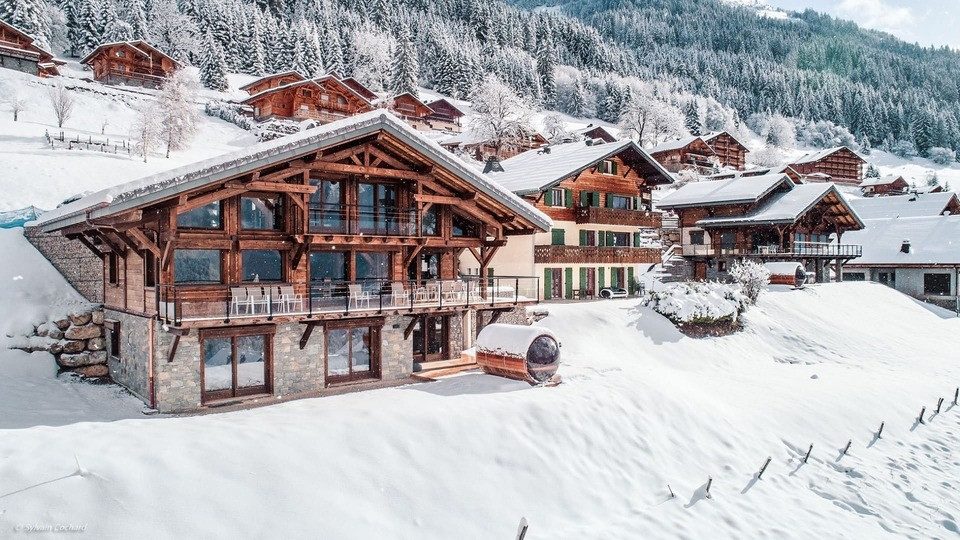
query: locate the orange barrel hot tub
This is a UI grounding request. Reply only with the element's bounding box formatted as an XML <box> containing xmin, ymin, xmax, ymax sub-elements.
<box><xmin>475</xmin><ymin>324</ymin><xmax>561</xmax><ymax>385</ymax></box>
<box><xmin>764</xmin><ymin>262</ymin><xmax>807</xmax><ymax>288</ymax></box>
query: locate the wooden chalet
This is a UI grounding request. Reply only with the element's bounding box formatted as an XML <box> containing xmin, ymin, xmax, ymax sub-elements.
<box><xmin>847</xmin><ymin>191</ymin><xmax>960</xmax><ymax>220</ymax></box>
<box><xmin>788</xmin><ymin>146</ymin><xmax>866</xmax><ymax>185</ymax></box>
<box><xmin>647</xmin><ymin>136</ymin><xmax>719</xmax><ymax>174</ymax></box>
<box><xmin>657</xmin><ymin>174</ymin><xmax>865</xmax><ymax>282</ymax></box>
<box><xmin>424</xmin><ymin>98</ymin><xmax>466</xmax><ymax>133</ymax></box>
<box><xmin>440</xmin><ymin>130</ymin><xmax>550</xmax><ymax>161</ymax></box>
<box><xmin>340</xmin><ymin>76</ymin><xmax>378</xmax><ymax>101</ymax></box>
<box><xmin>467</xmin><ymin>139</ymin><xmax>674</xmax><ymax>300</ymax></box>
<box><xmin>80</xmin><ymin>41</ymin><xmax>180</xmax><ymax>88</ymax></box>
<box><xmin>239</xmin><ymin>71</ymin><xmax>307</xmax><ymax>96</ymax></box>
<box><xmin>710</xmin><ymin>165</ymin><xmax>804</xmax><ymax>184</ymax></box>
<box><xmin>241</xmin><ymin>76</ymin><xmax>374</xmax><ymax>123</ymax></box>
<box><xmin>702</xmin><ymin>131</ymin><xmax>749</xmax><ymax>171</ymax></box>
<box><xmin>0</xmin><ymin>20</ymin><xmax>62</xmax><ymax>77</ymax></box>
<box><xmin>388</xmin><ymin>93</ymin><xmax>434</xmax><ymax>131</ymax></box>
<box><xmin>859</xmin><ymin>175</ymin><xmax>909</xmax><ymax>197</ymax></box>
<box><xmin>33</xmin><ymin>111</ymin><xmax>549</xmax><ymax>413</ymax></box>
<box><xmin>575</xmin><ymin>125</ymin><xmax>619</xmax><ymax>143</ymax></box>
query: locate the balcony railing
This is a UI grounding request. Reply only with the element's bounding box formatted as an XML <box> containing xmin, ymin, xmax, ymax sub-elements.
<box><xmin>308</xmin><ymin>204</ymin><xmax>418</xmax><ymax>236</ymax></box>
<box><xmin>681</xmin><ymin>241</ymin><xmax>862</xmax><ymax>258</ymax></box>
<box><xmin>105</xmin><ymin>68</ymin><xmax>166</xmax><ymax>84</ymax></box>
<box><xmin>156</xmin><ymin>277</ymin><xmax>540</xmax><ymax>326</ymax></box>
<box><xmin>534</xmin><ymin>245</ymin><xmax>662</xmax><ymax>265</ymax></box>
<box><xmin>574</xmin><ymin>206</ymin><xmax>661</xmax><ymax>227</ymax></box>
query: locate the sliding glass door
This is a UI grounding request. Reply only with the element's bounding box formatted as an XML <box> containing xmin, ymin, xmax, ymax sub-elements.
<box><xmin>201</xmin><ymin>327</ymin><xmax>272</xmax><ymax>403</ymax></box>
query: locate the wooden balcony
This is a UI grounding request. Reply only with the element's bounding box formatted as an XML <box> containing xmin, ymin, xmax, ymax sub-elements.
<box><xmin>574</xmin><ymin>206</ymin><xmax>661</xmax><ymax>227</ymax></box>
<box><xmin>534</xmin><ymin>245</ymin><xmax>662</xmax><ymax>265</ymax></box>
<box><xmin>104</xmin><ymin>68</ymin><xmax>166</xmax><ymax>85</ymax></box>
<box><xmin>681</xmin><ymin>242</ymin><xmax>862</xmax><ymax>260</ymax></box>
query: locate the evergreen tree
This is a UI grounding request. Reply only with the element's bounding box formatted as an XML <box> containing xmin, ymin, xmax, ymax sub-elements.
<box><xmin>128</xmin><ymin>0</ymin><xmax>149</xmax><ymax>40</ymax></box>
<box><xmin>320</xmin><ymin>13</ymin><xmax>344</xmax><ymax>73</ymax></box>
<box><xmin>535</xmin><ymin>21</ymin><xmax>556</xmax><ymax>108</ymax></box>
<box><xmin>298</xmin><ymin>23</ymin><xmax>323</xmax><ymax>77</ymax></box>
<box><xmin>77</xmin><ymin>0</ymin><xmax>103</xmax><ymax>55</ymax></box>
<box><xmin>199</xmin><ymin>32</ymin><xmax>229</xmax><ymax>91</ymax></box>
<box><xmin>683</xmin><ymin>100</ymin><xmax>702</xmax><ymax>136</ymax></box>
<box><xmin>569</xmin><ymin>78</ymin><xmax>586</xmax><ymax>118</ymax></box>
<box><xmin>1</xmin><ymin>0</ymin><xmax>48</xmax><ymax>41</ymax></box>
<box><xmin>911</xmin><ymin>110</ymin><xmax>933</xmax><ymax>157</ymax></box>
<box><xmin>389</xmin><ymin>21</ymin><xmax>419</xmax><ymax>97</ymax></box>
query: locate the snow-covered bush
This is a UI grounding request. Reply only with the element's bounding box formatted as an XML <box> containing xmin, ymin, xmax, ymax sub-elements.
<box><xmin>642</xmin><ymin>281</ymin><xmax>748</xmax><ymax>325</ymax></box>
<box><xmin>795</xmin><ymin>119</ymin><xmax>856</xmax><ymax>149</ymax></box>
<box><xmin>891</xmin><ymin>140</ymin><xmax>918</xmax><ymax>158</ymax></box>
<box><xmin>205</xmin><ymin>101</ymin><xmax>253</xmax><ymax>131</ymax></box>
<box><xmin>728</xmin><ymin>260</ymin><xmax>771</xmax><ymax>304</ymax></box>
<box><xmin>749</xmin><ymin>146</ymin><xmax>784</xmax><ymax>167</ymax></box>
<box><xmin>747</xmin><ymin>112</ymin><xmax>795</xmax><ymax>149</ymax></box>
<box><xmin>928</xmin><ymin>147</ymin><xmax>956</xmax><ymax>165</ymax></box>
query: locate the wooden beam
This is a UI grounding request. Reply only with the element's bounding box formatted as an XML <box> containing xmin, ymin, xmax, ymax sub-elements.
<box><xmin>94</xmin><ymin>230</ymin><xmax>126</xmax><ymax>256</ymax></box>
<box><xmin>291</xmin><ymin>241</ymin><xmax>308</xmax><ymax>269</ymax></box>
<box><xmin>403</xmin><ymin>316</ymin><xmax>419</xmax><ymax>340</ymax></box>
<box><xmin>299</xmin><ymin>322</ymin><xmax>321</xmax><ymax>350</ymax></box>
<box><xmin>126</xmin><ymin>227</ymin><xmax>162</xmax><ymax>257</ymax></box>
<box><xmin>257</xmin><ymin>166</ymin><xmax>312</xmax><ymax>184</ymax></box>
<box><xmin>481</xmin><ymin>245</ymin><xmax>500</xmax><ymax>268</ymax></box>
<box><xmin>67</xmin><ymin>233</ymin><xmax>105</xmax><ymax>259</ymax></box>
<box><xmin>178</xmin><ymin>187</ymin><xmax>246</xmax><ymax>214</ymax></box>
<box><xmin>224</xmin><ymin>181</ymin><xmax>316</xmax><ymax>194</ymax></box>
<box><xmin>160</xmin><ymin>240</ymin><xmax>173</xmax><ymax>271</ymax></box>
<box><xmin>310</xmin><ymin>161</ymin><xmax>433</xmax><ymax>182</ymax></box>
<box><xmin>414</xmin><ymin>194</ymin><xmax>472</xmax><ymax>205</ymax></box>
<box><xmin>403</xmin><ymin>243</ymin><xmax>425</xmax><ymax>268</ymax></box>
<box><xmin>367</xmin><ymin>145</ymin><xmax>415</xmax><ymax>171</ymax></box>
<box><xmin>167</xmin><ymin>334</ymin><xmax>180</xmax><ymax>363</ymax></box>
<box><xmin>466</xmin><ymin>246</ymin><xmax>483</xmax><ymax>264</ymax></box>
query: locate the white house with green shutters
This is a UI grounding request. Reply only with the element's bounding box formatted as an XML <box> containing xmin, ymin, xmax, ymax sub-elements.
<box><xmin>460</xmin><ymin>138</ymin><xmax>674</xmax><ymax>300</ymax></box>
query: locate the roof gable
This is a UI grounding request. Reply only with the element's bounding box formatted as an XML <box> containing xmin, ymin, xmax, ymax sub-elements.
<box><xmin>80</xmin><ymin>40</ymin><xmax>180</xmax><ymax>67</ymax></box>
<box><xmin>239</xmin><ymin>71</ymin><xmax>306</xmax><ymax>92</ymax></box>
<box><xmin>701</xmin><ymin>131</ymin><xmax>751</xmax><ymax>153</ymax></box>
<box><xmin>695</xmin><ymin>183</ymin><xmax>863</xmax><ymax>229</ymax></box>
<box><xmin>791</xmin><ymin>146</ymin><xmax>866</xmax><ymax>166</ymax></box>
<box><xmin>340</xmin><ymin>77</ymin><xmax>378</xmax><ymax>100</ymax></box>
<box><xmin>657</xmin><ymin>174</ymin><xmax>792</xmax><ymax>209</ymax></box>
<box><xmin>0</xmin><ymin>20</ymin><xmax>55</xmax><ymax>61</ymax></box>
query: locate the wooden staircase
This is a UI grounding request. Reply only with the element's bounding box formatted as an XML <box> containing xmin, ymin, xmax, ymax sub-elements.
<box><xmin>411</xmin><ymin>350</ymin><xmax>479</xmax><ymax>381</ymax></box>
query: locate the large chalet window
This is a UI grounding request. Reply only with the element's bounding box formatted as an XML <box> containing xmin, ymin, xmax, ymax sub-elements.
<box><xmin>309</xmin><ymin>252</ymin><xmax>346</xmax><ymax>282</ymax></box>
<box><xmin>421</xmin><ymin>205</ymin><xmax>439</xmax><ymax>236</ymax></box>
<box><xmin>452</xmin><ymin>214</ymin><xmax>478</xmax><ymax>237</ymax></box>
<box><xmin>689</xmin><ymin>231</ymin><xmax>705</xmax><ymax>245</ymax></box>
<box><xmin>325</xmin><ymin>323</ymin><xmax>380</xmax><ymax>383</ymax></box>
<box><xmin>241</xmin><ymin>194</ymin><xmax>284</xmax><ymax>230</ymax></box>
<box><xmin>607</xmin><ymin>232</ymin><xmax>631</xmax><ymax>247</ymax></box>
<box><xmin>177</xmin><ymin>202</ymin><xmax>222</xmax><ymax>229</ymax></box>
<box><xmin>173</xmin><ymin>249</ymin><xmax>222</xmax><ymax>283</ymax></box>
<box><xmin>357</xmin><ymin>182</ymin><xmax>400</xmax><ymax>235</ymax></box>
<box><xmin>608</xmin><ymin>195</ymin><xmax>632</xmax><ymax>210</ymax></box>
<box><xmin>355</xmin><ymin>252</ymin><xmax>390</xmax><ymax>281</ymax></box>
<box><xmin>201</xmin><ymin>326</ymin><xmax>272</xmax><ymax>402</ymax></box>
<box><xmin>241</xmin><ymin>250</ymin><xmax>282</xmax><ymax>282</ymax></box>
<box><xmin>924</xmin><ymin>273</ymin><xmax>951</xmax><ymax>296</ymax></box>
<box><xmin>337</xmin><ymin>96</ymin><xmax>347</xmax><ymax>106</ymax></box>
<box><xmin>309</xmin><ymin>178</ymin><xmax>344</xmax><ymax>232</ymax></box>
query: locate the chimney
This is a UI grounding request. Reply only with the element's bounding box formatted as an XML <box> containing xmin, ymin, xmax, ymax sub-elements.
<box><xmin>901</xmin><ymin>239</ymin><xmax>911</xmax><ymax>254</ymax></box>
<box><xmin>483</xmin><ymin>156</ymin><xmax>503</xmax><ymax>174</ymax></box>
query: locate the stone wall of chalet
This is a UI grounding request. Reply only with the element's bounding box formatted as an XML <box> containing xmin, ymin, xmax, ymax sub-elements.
<box><xmin>13</xmin><ymin>307</ymin><xmax>110</xmax><ymax>378</ymax></box>
<box><xmin>24</xmin><ymin>226</ymin><xmax>103</xmax><ymax>303</ymax></box>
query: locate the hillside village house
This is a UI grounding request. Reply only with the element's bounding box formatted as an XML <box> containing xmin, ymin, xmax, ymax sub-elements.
<box><xmin>461</xmin><ymin>139</ymin><xmax>674</xmax><ymax>299</ymax></box>
<box><xmin>859</xmin><ymin>175</ymin><xmax>909</xmax><ymax>197</ymax></box>
<box><xmin>842</xmin><ymin>215</ymin><xmax>960</xmax><ymax>309</ymax></box>
<box><xmin>240</xmin><ymin>74</ymin><xmax>374</xmax><ymax>123</ymax></box>
<box><xmin>422</xmin><ymin>98</ymin><xmax>466</xmax><ymax>133</ymax></box>
<box><xmin>787</xmin><ymin>146</ymin><xmax>866</xmax><ymax>185</ymax></box>
<box><xmin>710</xmin><ymin>165</ymin><xmax>804</xmax><ymax>184</ymax></box>
<box><xmin>80</xmin><ymin>41</ymin><xmax>180</xmax><ymax>88</ymax></box>
<box><xmin>647</xmin><ymin>136</ymin><xmax>719</xmax><ymax>174</ymax></box>
<box><xmin>656</xmin><ymin>174</ymin><xmax>865</xmax><ymax>282</ymax></box>
<box><xmin>0</xmin><ymin>20</ymin><xmax>62</xmax><ymax>77</ymax></box>
<box><xmin>387</xmin><ymin>92</ymin><xmax>435</xmax><ymax>131</ymax></box>
<box><xmin>440</xmin><ymin>129</ymin><xmax>550</xmax><ymax>161</ymax></box>
<box><xmin>575</xmin><ymin>125</ymin><xmax>619</xmax><ymax>143</ymax></box>
<box><xmin>238</xmin><ymin>70</ymin><xmax>307</xmax><ymax>95</ymax></box>
<box><xmin>701</xmin><ymin>131</ymin><xmax>750</xmax><ymax>171</ymax></box>
<box><xmin>847</xmin><ymin>191</ymin><xmax>960</xmax><ymax>220</ymax></box>
<box><xmin>31</xmin><ymin>112</ymin><xmax>549</xmax><ymax>413</ymax></box>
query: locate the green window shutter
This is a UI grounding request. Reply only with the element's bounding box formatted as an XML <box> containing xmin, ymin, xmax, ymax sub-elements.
<box><xmin>579</xmin><ymin>190</ymin><xmax>590</xmax><ymax>206</ymax></box>
<box><xmin>579</xmin><ymin>230</ymin><xmax>588</xmax><ymax>246</ymax></box>
<box><xmin>598</xmin><ymin>267</ymin><xmax>605</xmax><ymax>288</ymax></box>
<box><xmin>628</xmin><ymin>267</ymin><xmax>635</xmax><ymax>294</ymax></box>
<box><xmin>598</xmin><ymin>230</ymin><xmax>606</xmax><ymax>247</ymax></box>
<box><xmin>591</xmin><ymin>191</ymin><xmax>600</xmax><ymax>207</ymax></box>
<box><xmin>611</xmin><ymin>161</ymin><xmax>619</xmax><ymax>175</ymax></box>
<box><xmin>606</xmin><ymin>231</ymin><xmax>615</xmax><ymax>246</ymax></box>
<box><xmin>564</xmin><ymin>268</ymin><xmax>573</xmax><ymax>299</ymax></box>
<box><xmin>543</xmin><ymin>190</ymin><xmax>553</xmax><ymax>206</ymax></box>
<box><xmin>564</xmin><ymin>188</ymin><xmax>573</xmax><ymax>208</ymax></box>
<box><xmin>633</xmin><ymin>231</ymin><xmax>642</xmax><ymax>247</ymax></box>
<box><xmin>611</xmin><ymin>268</ymin><xmax>620</xmax><ymax>288</ymax></box>
<box><xmin>605</xmin><ymin>193</ymin><xmax>614</xmax><ymax>208</ymax></box>
<box><xmin>487</xmin><ymin>267</ymin><xmax>494</xmax><ymax>277</ymax></box>
<box><xmin>579</xmin><ymin>268</ymin><xmax>587</xmax><ymax>294</ymax></box>
<box><xmin>543</xmin><ymin>268</ymin><xmax>552</xmax><ymax>300</ymax></box>
<box><xmin>551</xmin><ymin>228</ymin><xmax>565</xmax><ymax>246</ymax></box>
<box><xmin>632</xmin><ymin>197</ymin><xmax>639</xmax><ymax>210</ymax></box>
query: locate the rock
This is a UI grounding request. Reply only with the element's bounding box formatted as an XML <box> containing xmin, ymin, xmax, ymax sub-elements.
<box><xmin>36</xmin><ymin>324</ymin><xmax>49</xmax><ymax>338</ymax></box>
<box><xmin>91</xmin><ymin>310</ymin><xmax>104</xmax><ymax>325</ymax></box>
<box><xmin>55</xmin><ymin>318</ymin><xmax>71</xmax><ymax>331</ymax></box>
<box><xmin>57</xmin><ymin>351</ymin><xmax>107</xmax><ymax>368</ymax></box>
<box><xmin>75</xmin><ymin>364</ymin><xmax>109</xmax><ymax>378</ymax></box>
<box><xmin>48</xmin><ymin>328</ymin><xmax>64</xmax><ymax>340</ymax></box>
<box><xmin>68</xmin><ymin>312</ymin><xmax>92</xmax><ymax>326</ymax></box>
<box><xmin>48</xmin><ymin>343</ymin><xmax>63</xmax><ymax>355</ymax></box>
<box><xmin>87</xmin><ymin>337</ymin><xmax>105</xmax><ymax>351</ymax></box>
<box><xmin>61</xmin><ymin>339</ymin><xmax>86</xmax><ymax>354</ymax></box>
<box><xmin>65</xmin><ymin>324</ymin><xmax>101</xmax><ymax>340</ymax></box>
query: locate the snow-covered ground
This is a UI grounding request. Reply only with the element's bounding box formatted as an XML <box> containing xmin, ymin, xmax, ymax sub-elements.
<box><xmin>2</xmin><ymin>275</ymin><xmax>959</xmax><ymax>538</ymax></box>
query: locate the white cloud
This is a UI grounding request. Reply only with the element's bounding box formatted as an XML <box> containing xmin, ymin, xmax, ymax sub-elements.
<box><xmin>835</xmin><ymin>0</ymin><xmax>914</xmax><ymax>33</ymax></box>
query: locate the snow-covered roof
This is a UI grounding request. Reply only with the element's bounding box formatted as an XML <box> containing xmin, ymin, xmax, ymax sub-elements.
<box><xmin>845</xmin><ymin>216</ymin><xmax>960</xmax><ymax>266</ymax></box>
<box><xmin>701</xmin><ymin>131</ymin><xmax>751</xmax><ymax>152</ymax></box>
<box><xmin>859</xmin><ymin>175</ymin><xmax>906</xmax><ymax>188</ymax></box>
<box><xmin>696</xmin><ymin>183</ymin><xmax>855</xmax><ymax>227</ymax></box>
<box><xmin>79</xmin><ymin>40</ymin><xmax>180</xmax><ymax>67</ymax></box>
<box><xmin>425</xmin><ymin>98</ymin><xmax>466</xmax><ymax>117</ymax></box>
<box><xmin>242</xmin><ymin>75</ymin><xmax>373</xmax><ymax>105</ymax></box>
<box><xmin>35</xmin><ymin>111</ymin><xmax>551</xmax><ymax>233</ymax></box>
<box><xmin>440</xmin><ymin>128</ymin><xmax>547</xmax><ymax>148</ymax></box>
<box><xmin>846</xmin><ymin>192</ymin><xmax>960</xmax><ymax>220</ymax></box>
<box><xmin>656</xmin><ymin>174</ymin><xmax>791</xmax><ymax>209</ymax></box>
<box><xmin>575</xmin><ymin>124</ymin><xmax>619</xmax><ymax>141</ymax></box>
<box><xmin>486</xmin><ymin>139</ymin><xmax>673</xmax><ymax>194</ymax></box>
<box><xmin>646</xmin><ymin>135</ymin><xmax>708</xmax><ymax>154</ymax></box>
<box><xmin>764</xmin><ymin>262</ymin><xmax>804</xmax><ymax>275</ymax></box>
<box><xmin>238</xmin><ymin>71</ymin><xmax>306</xmax><ymax>91</ymax></box>
<box><xmin>791</xmin><ymin>146</ymin><xmax>865</xmax><ymax>165</ymax></box>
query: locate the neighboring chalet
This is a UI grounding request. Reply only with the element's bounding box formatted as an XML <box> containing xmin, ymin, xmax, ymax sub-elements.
<box><xmin>238</xmin><ymin>70</ymin><xmax>306</xmax><ymax>95</ymax></box>
<box><xmin>80</xmin><ymin>41</ymin><xmax>179</xmax><ymax>88</ymax></box>
<box><xmin>575</xmin><ymin>124</ymin><xmax>619</xmax><ymax>143</ymax></box>
<box><xmin>702</xmin><ymin>131</ymin><xmax>749</xmax><ymax>171</ymax></box>
<box><xmin>32</xmin><ymin>111</ymin><xmax>549</xmax><ymax>413</ymax></box>
<box><xmin>787</xmin><ymin>146</ymin><xmax>866</xmax><ymax>185</ymax></box>
<box><xmin>843</xmin><ymin>215</ymin><xmax>960</xmax><ymax>309</ymax></box>
<box><xmin>859</xmin><ymin>175</ymin><xmax>909</xmax><ymax>197</ymax></box>
<box><xmin>463</xmin><ymin>139</ymin><xmax>674</xmax><ymax>299</ymax></box>
<box><xmin>647</xmin><ymin>136</ymin><xmax>719</xmax><ymax>174</ymax></box>
<box><xmin>847</xmin><ymin>191</ymin><xmax>960</xmax><ymax>220</ymax></box>
<box><xmin>341</xmin><ymin>76</ymin><xmax>378</xmax><ymax>101</ymax></box>
<box><xmin>387</xmin><ymin>92</ymin><xmax>434</xmax><ymax>132</ymax></box>
<box><xmin>423</xmin><ymin>98</ymin><xmax>466</xmax><ymax>133</ymax></box>
<box><xmin>0</xmin><ymin>20</ymin><xmax>62</xmax><ymax>77</ymax></box>
<box><xmin>657</xmin><ymin>174</ymin><xmax>865</xmax><ymax>282</ymax></box>
<box><xmin>710</xmin><ymin>165</ymin><xmax>804</xmax><ymax>184</ymax></box>
<box><xmin>440</xmin><ymin>129</ymin><xmax>549</xmax><ymax>161</ymax></box>
<box><xmin>241</xmin><ymin>75</ymin><xmax>374</xmax><ymax>123</ymax></box>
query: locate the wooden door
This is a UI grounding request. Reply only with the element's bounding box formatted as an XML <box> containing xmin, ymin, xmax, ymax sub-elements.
<box><xmin>694</xmin><ymin>262</ymin><xmax>707</xmax><ymax>281</ymax></box>
<box><xmin>550</xmin><ymin>268</ymin><xmax>563</xmax><ymax>299</ymax></box>
<box><xmin>413</xmin><ymin>315</ymin><xmax>449</xmax><ymax>363</ymax></box>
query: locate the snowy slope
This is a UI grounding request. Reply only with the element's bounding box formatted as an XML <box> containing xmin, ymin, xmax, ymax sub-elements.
<box><xmin>1</xmin><ymin>282</ymin><xmax>959</xmax><ymax>538</ymax></box>
<box><xmin>0</xmin><ymin>63</ymin><xmax>257</xmax><ymax>212</ymax></box>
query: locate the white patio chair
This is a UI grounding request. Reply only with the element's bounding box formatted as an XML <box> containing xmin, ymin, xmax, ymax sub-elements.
<box><xmin>391</xmin><ymin>282</ymin><xmax>408</xmax><ymax>306</ymax></box>
<box><xmin>348</xmin><ymin>284</ymin><xmax>372</xmax><ymax>310</ymax></box>
<box><xmin>279</xmin><ymin>285</ymin><xmax>304</xmax><ymax>313</ymax></box>
<box><xmin>248</xmin><ymin>286</ymin><xmax>271</xmax><ymax>314</ymax></box>
<box><xmin>231</xmin><ymin>287</ymin><xmax>252</xmax><ymax>315</ymax></box>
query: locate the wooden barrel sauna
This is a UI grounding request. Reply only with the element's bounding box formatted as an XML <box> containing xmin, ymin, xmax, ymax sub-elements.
<box><xmin>475</xmin><ymin>324</ymin><xmax>561</xmax><ymax>384</ymax></box>
<box><xmin>764</xmin><ymin>262</ymin><xmax>807</xmax><ymax>288</ymax></box>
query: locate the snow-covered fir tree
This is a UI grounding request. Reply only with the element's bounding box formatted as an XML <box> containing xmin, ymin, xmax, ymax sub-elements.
<box><xmin>199</xmin><ymin>32</ymin><xmax>228</xmax><ymax>91</ymax></box>
<box><xmin>389</xmin><ymin>20</ymin><xmax>418</xmax><ymax>97</ymax></box>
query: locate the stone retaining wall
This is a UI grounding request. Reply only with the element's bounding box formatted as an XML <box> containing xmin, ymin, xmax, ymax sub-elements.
<box><xmin>24</xmin><ymin>226</ymin><xmax>104</xmax><ymax>303</ymax></box>
<box><xmin>14</xmin><ymin>307</ymin><xmax>110</xmax><ymax>378</ymax></box>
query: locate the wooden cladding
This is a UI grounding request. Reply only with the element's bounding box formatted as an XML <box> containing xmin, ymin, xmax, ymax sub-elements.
<box><xmin>574</xmin><ymin>206</ymin><xmax>662</xmax><ymax>228</ymax></box>
<box><xmin>534</xmin><ymin>245</ymin><xmax>661</xmax><ymax>265</ymax></box>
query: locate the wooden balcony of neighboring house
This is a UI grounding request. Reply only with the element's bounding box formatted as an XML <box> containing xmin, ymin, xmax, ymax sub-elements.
<box><xmin>681</xmin><ymin>241</ymin><xmax>862</xmax><ymax>260</ymax></box>
<box><xmin>534</xmin><ymin>245</ymin><xmax>662</xmax><ymax>265</ymax></box>
<box><xmin>156</xmin><ymin>277</ymin><xmax>541</xmax><ymax>326</ymax></box>
<box><xmin>292</xmin><ymin>108</ymin><xmax>351</xmax><ymax>124</ymax></box>
<box><xmin>0</xmin><ymin>41</ymin><xmax>40</xmax><ymax>62</ymax></box>
<box><xmin>574</xmin><ymin>206</ymin><xmax>662</xmax><ymax>228</ymax></box>
<box><xmin>104</xmin><ymin>67</ymin><xmax>167</xmax><ymax>84</ymax></box>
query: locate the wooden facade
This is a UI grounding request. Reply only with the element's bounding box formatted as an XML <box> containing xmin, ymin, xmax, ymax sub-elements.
<box><xmin>239</xmin><ymin>71</ymin><xmax>307</xmax><ymax>95</ymax></box>
<box><xmin>860</xmin><ymin>175</ymin><xmax>909</xmax><ymax>197</ymax></box>
<box><xmin>789</xmin><ymin>147</ymin><xmax>866</xmax><ymax>185</ymax></box>
<box><xmin>578</xmin><ymin>125</ymin><xmax>618</xmax><ymax>143</ymax></box>
<box><xmin>242</xmin><ymin>77</ymin><xmax>374</xmax><ymax>123</ymax></box>
<box><xmin>424</xmin><ymin>98</ymin><xmax>466</xmax><ymax>133</ymax></box>
<box><xmin>0</xmin><ymin>20</ymin><xmax>62</xmax><ymax>77</ymax></box>
<box><xmin>389</xmin><ymin>93</ymin><xmax>434</xmax><ymax>131</ymax></box>
<box><xmin>442</xmin><ymin>133</ymin><xmax>550</xmax><ymax>162</ymax></box>
<box><xmin>81</xmin><ymin>41</ymin><xmax>179</xmax><ymax>88</ymax></box>
<box><xmin>648</xmin><ymin>137</ymin><xmax>719</xmax><ymax>174</ymax></box>
<box><xmin>340</xmin><ymin>77</ymin><xmax>378</xmax><ymax>101</ymax></box>
<box><xmin>702</xmin><ymin>132</ymin><xmax>749</xmax><ymax>171</ymax></box>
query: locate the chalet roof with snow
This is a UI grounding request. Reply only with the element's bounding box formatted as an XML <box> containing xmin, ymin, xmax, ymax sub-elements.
<box><xmin>485</xmin><ymin>139</ymin><xmax>674</xmax><ymax>194</ymax></box>
<box><xmin>859</xmin><ymin>175</ymin><xmax>907</xmax><ymax>188</ymax></box>
<box><xmin>846</xmin><ymin>192</ymin><xmax>960</xmax><ymax>220</ymax></box>
<box><xmin>238</xmin><ymin>70</ymin><xmax>306</xmax><ymax>92</ymax></box>
<box><xmin>440</xmin><ymin>128</ymin><xmax>549</xmax><ymax>148</ymax></box>
<box><xmin>79</xmin><ymin>40</ymin><xmax>180</xmax><ymax>68</ymax></box>
<box><xmin>575</xmin><ymin>125</ymin><xmax>619</xmax><ymax>143</ymax></box>
<box><xmin>657</xmin><ymin>174</ymin><xmax>793</xmax><ymax>209</ymax></box>
<box><xmin>241</xmin><ymin>75</ymin><xmax>373</xmax><ymax>106</ymax></box>
<box><xmin>710</xmin><ymin>165</ymin><xmax>803</xmax><ymax>183</ymax></box>
<box><xmin>696</xmin><ymin>183</ymin><xmax>863</xmax><ymax>228</ymax></box>
<box><xmin>790</xmin><ymin>146</ymin><xmax>866</xmax><ymax>166</ymax></box>
<box><xmin>702</xmin><ymin>131</ymin><xmax>750</xmax><ymax>152</ymax></box>
<box><xmin>35</xmin><ymin>111</ymin><xmax>551</xmax><ymax>233</ymax></box>
<box><xmin>844</xmin><ymin>215</ymin><xmax>960</xmax><ymax>267</ymax></box>
<box><xmin>646</xmin><ymin>135</ymin><xmax>713</xmax><ymax>155</ymax></box>
<box><xmin>425</xmin><ymin>98</ymin><xmax>466</xmax><ymax>118</ymax></box>
<box><xmin>340</xmin><ymin>77</ymin><xmax>378</xmax><ymax>100</ymax></box>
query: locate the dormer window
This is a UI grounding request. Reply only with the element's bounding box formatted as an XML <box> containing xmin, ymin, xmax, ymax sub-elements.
<box><xmin>116</xmin><ymin>50</ymin><xmax>126</xmax><ymax>58</ymax></box>
<box><xmin>598</xmin><ymin>160</ymin><xmax>618</xmax><ymax>175</ymax></box>
<box><xmin>302</xmin><ymin>89</ymin><xmax>313</xmax><ymax>97</ymax></box>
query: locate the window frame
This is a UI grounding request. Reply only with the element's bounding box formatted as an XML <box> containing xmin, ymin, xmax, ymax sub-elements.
<box><xmin>240</xmin><ymin>249</ymin><xmax>284</xmax><ymax>283</ymax></box>
<box><xmin>199</xmin><ymin>325</ymin><xmax>274</xmax><ymax>404</ymax></box>
<box><xmin>176</xmin><ymin>201</ymin><xmax>223</xmax><ymax>230</ymax></box>
<box><xmin>107</xmin><ymin>252</ymin><xmax>120</xmax><ymax>285</ymax></box>
<box><xmin>240</xmin><ymin>193</ymin><xmax>285</xmax><ymax>232</ymax></box>
<box><xmin>689</xmin><ymin>231</ymin><xmax>705</xmax><ymax>245</ymax></box>
<box><xmin>324</xmin><ymin>319</ymin><xmax>382</xmax><ymax>385</ymax></box>
<box><xmin>923</xmin><ymin>273</ymin><xmax>951</xmax><ymax>296</ymax></box>
<box><xmin>172</xmin><ymin>249</ymin><xmax>223</xmax><ymax>284</ymax></box>
<box><xmin>105</xmin><ymin>320</ymin><xmax>121</xmax><ymax>361</ymax></box>
<box><xmin>548</xmin><ymin>187</ymin><xmax>565</xmax><ymax>207</ymax></box>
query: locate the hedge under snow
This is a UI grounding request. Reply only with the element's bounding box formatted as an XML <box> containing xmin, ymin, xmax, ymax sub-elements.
<box><xmin>642</xmin><ymin>281</ymin><xmax>749</xmax><ymax>324</ymax></box>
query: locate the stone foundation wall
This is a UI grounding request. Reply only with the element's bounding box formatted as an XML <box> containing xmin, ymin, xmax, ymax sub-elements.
<box><xmin>24</xmin><ymin>226</ymin><xmax>103</xmax><ymax>303</ymax></box>
<box><xmin>382</xmin><ymin>315</ymin><xmax>413</xmax><ymax>380</ymax></box>
<box><xmin>14</xmin><ymin>307</ymin><xmax>109</xmax><ymax>378</ymax></box>
<box><xmin>153</xmin><ymin>329</ymin><xmax>203</xmax><ymax>412</ymax></box>
<box><xmin>105</xmin><ymin>309</ymin><xmax>152</xmax><ymax>402</ymax></box>
<box><xmin>273</xmin><ymin>322</ymin><xmax>325</xmax><ymax>397</ymax></box>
